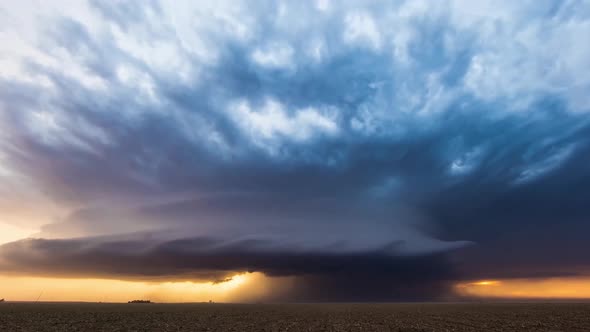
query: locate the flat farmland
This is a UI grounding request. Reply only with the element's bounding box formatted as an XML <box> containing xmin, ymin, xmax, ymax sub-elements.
<box><xmin>1</xmin><ymin>302</ymin><xmax>589</xmax><ymax>331</ymax></box>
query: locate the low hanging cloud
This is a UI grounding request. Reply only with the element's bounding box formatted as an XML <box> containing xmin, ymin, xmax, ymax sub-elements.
<box><xmin>0</xmin><ymin>233</ymin><xmax>464</xmax><ymax>301</ymax></box>
<box><xmin>1</xmin><ymin>0</ymin><xmax>590</xmax><ymax>300</ymax></box>
<box><xmin>0</xmin><ymin>234</ymin><xmax>461</xmax><ymax>281</ymax></box>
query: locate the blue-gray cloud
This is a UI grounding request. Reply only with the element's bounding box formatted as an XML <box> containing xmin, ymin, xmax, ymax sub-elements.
<box><xmin>0</xmin><ymin>0</ymin><xmax>589</xmax><ymax>300</ymax></box>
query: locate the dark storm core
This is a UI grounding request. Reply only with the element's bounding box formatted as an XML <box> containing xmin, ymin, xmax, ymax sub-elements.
<box><xmin>0</xmin><ymin>0</ymin><xmax>589</xmax><ymax>301</ymax></box>
<box><xmin>0</xmin><ymin>236</ymin><xmax>459</xmax><ymax>301</ymax></box>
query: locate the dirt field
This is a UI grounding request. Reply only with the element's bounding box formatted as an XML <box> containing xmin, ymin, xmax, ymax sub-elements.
<box><xmin>1</xmin><ymin>302</ymin><xmax>589</xmax><ymax>331</ymax></box>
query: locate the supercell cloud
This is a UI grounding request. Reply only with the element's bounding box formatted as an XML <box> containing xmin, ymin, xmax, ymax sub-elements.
<box><xmin>0</xmin><ymin>0</ymin><xmax>590</xmax><ymax>300</ymax></box>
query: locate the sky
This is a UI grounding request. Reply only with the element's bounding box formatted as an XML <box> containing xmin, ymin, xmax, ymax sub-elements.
<box><xmin>0</xmin><ymin>0</ymin><xmax>590</xmax><ymax>302</ymax></box>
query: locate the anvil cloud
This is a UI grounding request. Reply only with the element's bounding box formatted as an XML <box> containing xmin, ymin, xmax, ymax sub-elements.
<box><xmin>0</xmin><ymin>0</ymin><xmax>589</xmax><ymax>301</ymax></box>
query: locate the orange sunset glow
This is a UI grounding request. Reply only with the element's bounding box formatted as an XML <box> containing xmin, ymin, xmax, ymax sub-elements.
<box><xmin>0</xmin><ymin>273</ymin><xmax>281</xmax><ymax>303</ymax></box>
<box><xmin>456</xmin><ymin>278</ymin><xmax>590</xmax><ymax>299</ymax></box>
<box><xmin>3</xmin><ymin>275</ymin><xmax>590</xmax><ymax>303</ymax></box>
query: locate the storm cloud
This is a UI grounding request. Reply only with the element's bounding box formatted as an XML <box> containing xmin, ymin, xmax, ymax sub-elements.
<box><xmin>0</xmin><ymin>0</ymin><xmax>590</xmax><ymax>301</ymax></box>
